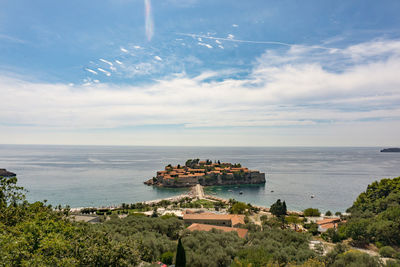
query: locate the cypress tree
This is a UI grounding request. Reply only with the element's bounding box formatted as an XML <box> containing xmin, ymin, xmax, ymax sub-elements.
<box><xmin>282</xmin><ymin>201</ymin><xmax>287</xmax><ymax>215</ymax></box>
<box><xmin>175</xmin><ymin>237</ymin><xmax>186</xmax><ymax>267</ymax></box>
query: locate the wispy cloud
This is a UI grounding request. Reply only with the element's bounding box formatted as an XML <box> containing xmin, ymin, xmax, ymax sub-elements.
<box><xmin>97</xmin><ymin>68</ymin><xmax>111</xmax><ymax>76</ymax></box>
<box><xmin>99</xmin><ymin>58</ymin><xmax>113</xmax><ymax>66</ymax></box>
<box><xmin>176</xmin><ymin>32</ymin><xmax>335</xmax><ymax>51</ymax></box>
<box><xmin>85</xmin><ymin>68</ymin><xmax>98</xmax><ymax>75</ymax></box>
<box><xmin>0</xmin><ymin>33</ymin><xmax>26</xmax><ymax>44</ymax></box>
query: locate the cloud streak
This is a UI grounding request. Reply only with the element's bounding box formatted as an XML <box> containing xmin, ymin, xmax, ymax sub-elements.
<box><xmin>176</xmin><ymin>33</ymin><xmax>336</xmax><ymax>51</ymax></box>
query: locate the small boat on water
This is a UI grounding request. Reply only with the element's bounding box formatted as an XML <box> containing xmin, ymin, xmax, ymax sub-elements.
<box><xmin>239</xmin><ymin>191</ymin><xmax>243</xmax><ymax>195</ymax></box>
<box><xmin>271</xmin><ymin>190</ymin><xmax>274</xmax><ymax>193</ymax></box>
<box><xmin>311</xmin><ymin>194</ymin><xmax>315</xmax><ymax>198</ymax></box>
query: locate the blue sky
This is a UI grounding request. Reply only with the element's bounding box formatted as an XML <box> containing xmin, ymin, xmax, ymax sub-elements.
<box><xmin>1</xmin><ymin>0</ymin><xmax>400</xmax><ymax>146</ymax></box>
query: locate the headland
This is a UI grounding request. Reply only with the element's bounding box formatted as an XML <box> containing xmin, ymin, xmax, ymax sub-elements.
<box><xmin>380</xmin><ymin>147</ymin><xmax>400</xmax><ymax>152</ymax></box>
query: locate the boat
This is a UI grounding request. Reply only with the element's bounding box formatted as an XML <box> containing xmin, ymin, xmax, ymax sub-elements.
<box><xmin>239</xmin><ymin>191</ymin><xmax>243</xmax><ymax>195</ymax></box>
<box><xmin>311</xmin><ymin>194</ymin><xmax>315</xmax><ymax>198</ymax></box>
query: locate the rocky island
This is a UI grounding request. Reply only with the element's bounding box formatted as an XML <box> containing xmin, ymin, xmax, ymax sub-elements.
<box><xmin>380</xmin><ymin>148</ymin><xmax>400</xmax><ymax>152</ymax></box>
<box><xmin>144</xmin><ymin>159</ymin><xmax>266</xmax><ymax>187</ymax></box>
<box><xmin>0</xmin><ymin>168</ymin><xmax>16</xmax><ymax>177</ymax></box>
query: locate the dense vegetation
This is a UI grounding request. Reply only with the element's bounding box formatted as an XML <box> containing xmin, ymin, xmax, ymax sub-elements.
<box><xmin>2</xmin><ymin>175</ymin><xmax>400</xmax><ymax>266</ymax></box>
<box><xmin>338</xmin><ymin>177</ymin><xmax>400</xmax><ymax>255</ymax></box>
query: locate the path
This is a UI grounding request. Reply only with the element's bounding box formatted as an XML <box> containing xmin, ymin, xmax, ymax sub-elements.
<box><xmin>193</xmin><ymin>184</ymin><xmax>205</xmax><ymax>199</ymax></box>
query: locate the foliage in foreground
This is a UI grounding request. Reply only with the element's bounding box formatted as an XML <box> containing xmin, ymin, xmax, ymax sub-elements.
<box><xmin>339</xmin><ymin>177</ymin><xmax>400</xmax><ymax>250</ymax></box>
<box><xmin>2</xmin><ymin>175</ymin><xmax>400</xmax><ymax>266</ymax></box>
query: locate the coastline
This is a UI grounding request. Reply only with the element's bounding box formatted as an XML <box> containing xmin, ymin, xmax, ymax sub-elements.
<box><xmin>70</xmin><ymin>185</ymin><xmax>303</xmax><ymax>215</ymax></box>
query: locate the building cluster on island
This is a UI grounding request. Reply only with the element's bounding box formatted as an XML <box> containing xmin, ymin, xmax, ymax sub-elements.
<box><xmin>144</xmin><ymin>159</ymin><xmax>266</xmax><ymax>187</ymax></box>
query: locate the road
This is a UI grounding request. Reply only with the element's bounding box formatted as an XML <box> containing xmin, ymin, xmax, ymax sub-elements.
<box><xmin>193</xmin><ymin>184</ymin><xmax>205</xmax><ymax>199</ymax></box>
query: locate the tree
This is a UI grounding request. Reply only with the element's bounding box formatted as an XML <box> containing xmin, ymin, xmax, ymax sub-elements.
<box><xmin>231</xmin><ymin>202</ymin><xmax>248</xmax><ymax>214</ymax></box>
<box><xmin>270</xmin><ymin>199</ymin><xmax>287</xmax><ymax>228</ymax></box>
<box><xmin>0</xmin><ymin>176</ymin><xmax>25</xmax><ymax>209</ymax></box>
<box><xmin>285</xmin><ymin>215</ymin><xmax>301</xmax><ymax>231</ymax></box>
<box><xmin>325</xmin><ymin>210</ymin><xmax>332</xmax><ymax>216</ymax></box>
<box><xmin>175</xmin><ymin>238</ymin><xmax>186</xmax><ymax>267</ymax></box>
<box><xmin>303</xmin><ymin>208</ymin><xmax>321</xmax><ymax>217</ymax></box>
<box><xmin>270</xmin><ymin>199</ymin><xmax>287</xmax><ymax>218</ymax></box>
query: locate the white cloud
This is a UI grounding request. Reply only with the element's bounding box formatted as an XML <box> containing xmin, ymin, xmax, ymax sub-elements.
<box><xmin>232</xmin><ymin>24</ymin><xmax>239</xmax><ymax>27</ymax></box>
<box><xmin>120</xmin><ymin>47</ymin><xmax>129</xmax><ymax>53</ymax></box>
<box><xmin>154</xmin><ymin>56</ymin><xmax>162</xmax><ymax>61</ymax></box>
<box><xmin>85</xmin><ymin>68</ymin><xmax>98</xmax><ymax>75</ymax></box>
<box><xmin>198</xmin><ymin>42</ymin><xmax>213</xmax><ymax>49</ymax></box>
<box><xmin>99</xmin><ymin>58</ymin><xmax>113</xmax><ymax>66</ymax></box>
<box><xmin>97</xmin><ymin>68</ymin><xmax>111</xmax><ymax>76</ymax></box>
<box><xmin>0</xmin><ymin>39</ymin><xmax>399</xmax><ymax>146</ymax></box>
<box><xmin>115</xmin><ymin>60</ymin><xmax>123</xmax><ymax>65</ymax></box>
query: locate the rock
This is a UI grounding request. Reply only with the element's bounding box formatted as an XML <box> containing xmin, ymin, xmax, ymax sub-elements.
<box><xmin>0</xmin><ymin>169</ymin><xmax>16</xmax><ymax>177</ymax></box>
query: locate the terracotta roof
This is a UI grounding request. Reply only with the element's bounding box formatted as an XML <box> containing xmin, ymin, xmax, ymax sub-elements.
<box><xmin>188</xmin><ymin>168</ymin><xmax>205</xmax><ymax>172</ymax></box>
<box><xmin>316</xmin><ymin>218</ymin><xmax>340</xmax><ymax>225</ymax></box>
<box><xmin>187</xmin><ymin>223</ymin><xmax>248</xmax><ymax>238</ymax></box>
<box><xmin>230</xmin><ymin>215</ymin><xmax>246</xmax><ymax>226</ymax></box>
<box><xmin>183</xmin><ymin>213</ymin><xmax>245</xmax><ymax>226</ymax></box>
<box><xmin>319</xmin><ymin>223</ymin><xmax>338</xmax><ymax>230</ymax></box>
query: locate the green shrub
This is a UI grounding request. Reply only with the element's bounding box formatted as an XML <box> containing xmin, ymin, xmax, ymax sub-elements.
<box><xmin>160</xmin><ymin>251</ymin><xmax>174</xmax><ymax>265</ymax></box>
<box><xmin>379</xmin><ymin>246</ymin><xmax>396</xmax><ymax>258</ymax></box>
<box><xmin>303</xmin><ymin>208</ymin><xmax>321</xmax><ymax>217</ymax></box>
<box><xmin>325</xmin><ymin>210</ymin><xmax>332</xmax><ymax>216</ymax></box>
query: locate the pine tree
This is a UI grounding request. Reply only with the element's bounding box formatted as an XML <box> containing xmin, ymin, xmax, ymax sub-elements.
<box><xmin>175</xmin><ymin>237</ymin><xmax>186</xmax><ymax>267</ymax></box>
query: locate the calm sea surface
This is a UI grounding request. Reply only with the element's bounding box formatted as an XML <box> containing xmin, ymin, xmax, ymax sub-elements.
<box><xmin>0</xmin><ymin>145</ymin><xmax>399</xmax><ymax>212</ymax></box>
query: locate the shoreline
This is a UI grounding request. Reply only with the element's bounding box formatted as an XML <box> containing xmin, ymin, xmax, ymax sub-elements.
<box><xmin>70</xmin><ymin>185</ymin><xmax>303</xmax><ymax>215</ymax></box>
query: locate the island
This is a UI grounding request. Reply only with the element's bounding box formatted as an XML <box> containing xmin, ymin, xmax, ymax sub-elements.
<box><xmin>0</xmin><ymin>168</ymin><xmax>16</xmax><ymax>177</ymax></box>
<box><xmin>380</xmin><ymin>148</ymin><xmax>400</xmax><ymax>152</ymax></box>
<box><xmin>144</xmin><ymin>159</ymin><xmax>266</xmax><ymax>187</ymax></box>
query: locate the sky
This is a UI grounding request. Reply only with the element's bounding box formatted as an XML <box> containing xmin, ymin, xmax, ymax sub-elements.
<box><xmin>1</xmin><ymin>0</ymin><xmax>400</xmax><ymax>146</ymax></box>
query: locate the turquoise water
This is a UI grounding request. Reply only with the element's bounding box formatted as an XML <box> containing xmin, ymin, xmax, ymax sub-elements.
<box><xmin>0</xmin><ymin>145</ymin><xmax>399</xmax><ymax>212</ymax></box>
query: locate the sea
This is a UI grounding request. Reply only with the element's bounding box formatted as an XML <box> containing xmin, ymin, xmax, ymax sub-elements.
<box><xmin>0</xmin><ymin>145</ymin><xmax>399</xmax><ymax>212</ymax></box>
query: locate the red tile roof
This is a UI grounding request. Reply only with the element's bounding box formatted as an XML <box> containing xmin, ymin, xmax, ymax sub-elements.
<box><xmin>187</xmin><ymin>223</ymin><xmax>248</xmax><ymax>238</ymax></box>
<box><xmin>183</xmin><ymin>213</ymin><xmax>245</xmax><ymax>226</ymax></box>
<box><xmin>316</xmin><ymin>218</ymin><xmax>340</xmax><ymax>225</ymax></box>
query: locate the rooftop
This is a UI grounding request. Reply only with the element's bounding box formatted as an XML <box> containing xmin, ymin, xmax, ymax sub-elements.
<box><xmin>316</xmin><ymin>218</ymin><xmax>341</xmax><ymax>225</ymax></box>
<box><xmin>187</xmin><ymin>223</ymin><xmax>248</xmax><ymax>238</ymax></box>
<box><xmin>183</xmin><ymin>212</ymin><xmax>245</xmax><ymax>226</ymax></box>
